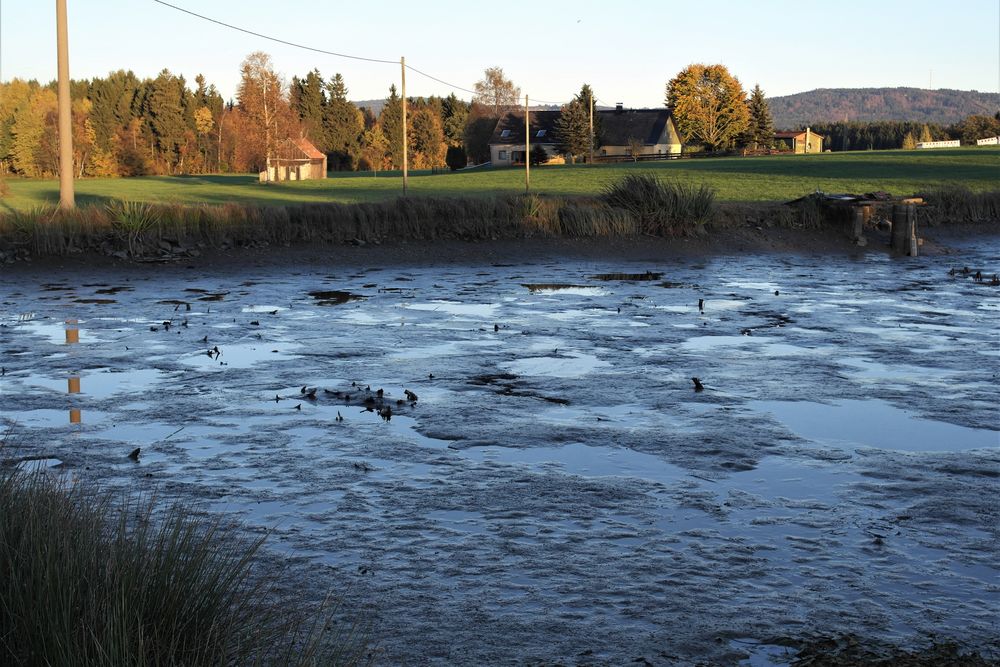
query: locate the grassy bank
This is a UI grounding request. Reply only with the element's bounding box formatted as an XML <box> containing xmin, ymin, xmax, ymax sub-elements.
<box><xmin>1</xmin><ymin>148</ymin><xmax>998</xmax><ymax>211</ymax></box>
<box><xmin>0</xmin><ymin>451</ymin><xmax>369</xmax><ymax>666</ymax></box>
<box><xmin>1</xmin><ymin>180</ymin><xmax>997</xmax><ymax>260</ymax></box>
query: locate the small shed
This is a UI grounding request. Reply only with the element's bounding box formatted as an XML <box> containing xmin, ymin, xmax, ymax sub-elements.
<box><xmin>260</xmin><ymin>137</ymin><xmax>327</xmax><ymax>182</ymax></box>
<box><xmin>774</xmin><ymin>128</ymin><xmax>824</xmax><ymax>154</ymax></box>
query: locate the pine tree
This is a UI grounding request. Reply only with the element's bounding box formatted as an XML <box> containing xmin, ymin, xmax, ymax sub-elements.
<box><xmin>379</xmin><ymin>85</ymin><xmax>404</xmax><ymax>169</ymax></box>
<box><xmin>442</xmin><ymin>93</ymin><xmax>469</xmax><ymax>148</ymax></box>
<box><xmin>293</xmin><ymin>69</ymin><xmax>327</xmax><ymax>149</ymax></box>
<box><xmin>554</xmin><ymin>84</ymin><xmax>599</xmax><ymax>160</ymax></box>
<box><xmin>323</xmin><ymin>73</ymin><xmax>362</xmax><ymax>170</ymax></box>
<box><xmin>918</xmin><ymin>124</ymin><xmax>934</xmax><ymax>143</ymax></box>
<box><xmin>901</xmin><ymin>131</ymin><xmax>916</xmax><ymax>149</ymax></box>
<box><xmin>742</xmin><ymin>84</ymin><xmax>774</xmax><ymax>150</ymax></box>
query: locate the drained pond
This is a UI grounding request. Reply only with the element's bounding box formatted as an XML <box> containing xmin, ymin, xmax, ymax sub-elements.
<box><xmin>2</xmin><ymin>239</ymin><xmax>998</xmax><ymax>665</ymax></box>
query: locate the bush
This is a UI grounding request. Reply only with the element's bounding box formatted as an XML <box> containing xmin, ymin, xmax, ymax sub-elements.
<box><xmin>0</xmin><ymin>451</ymin><xmax>369</xmax><ymax>666</ymax></box>
<box><xmin>445</xmin><ymin>145</ymin><xmax>467</xmax><ymax>171</ymax></box>
<box><xmin>601</xmin><ymin>173</ymin><xmax>716</xmax><ymax>233</ymax></box>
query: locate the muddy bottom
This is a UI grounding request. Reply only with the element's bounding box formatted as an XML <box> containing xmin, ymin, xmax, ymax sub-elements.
<box><xmin>2</xmin><ymin>236</ymin><xmax>998</xmax><ymax>666</ymax></box>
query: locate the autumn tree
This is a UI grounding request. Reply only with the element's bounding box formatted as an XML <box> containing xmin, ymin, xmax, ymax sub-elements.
<box><xmin>741</xmin><ymin>84</ymin><xmax>774</xmax><ymax>150</ymax></box>
<box><xmin>918</xmin><ymin>124</ymin><xmax>934</xmax><ymax>143</ymax></box>
<box><xmin>361</xmin><ymin>124</ymin><xmax>389</xmax><ymax>176</ymax></box>
<box><xmin>473</xmin><ymin>67</ymin><xmax>520</xmax><ymax>119</ymax></box>
<box><xmin>953</xmin><ymin>114</ymin><xmax>1000</xmax><ymax>143</ymax></box>
<box><xmin>409</xmin><ymin>107</ymin><xmax>446</xmax><ymax>168</ymax></box>
<box><xmin>666</xmin><ymin>63</ymin><xmax>750</xmax><ymax>150</ymax></box>
<box><xmin>237</xmin><ymin>52</ymin><xmax>287</xmax><ymax>171</ymax></box>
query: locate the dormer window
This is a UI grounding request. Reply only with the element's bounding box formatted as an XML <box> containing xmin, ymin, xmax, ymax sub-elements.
<box><xmin>536</xmin><ymin>130</ymin><xmax>546</xmax><ymax>138</ymax></box>
<box><xmin>500</xmin><ymin>129</ymin><xmax>511</xmax><ymax>138</ymax></box>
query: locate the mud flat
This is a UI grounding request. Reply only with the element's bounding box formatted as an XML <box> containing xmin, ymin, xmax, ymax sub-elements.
<box><xmin>1</xmin><ymin>228</ymin><xmax>998</xmax><ymax>665</ymax></box>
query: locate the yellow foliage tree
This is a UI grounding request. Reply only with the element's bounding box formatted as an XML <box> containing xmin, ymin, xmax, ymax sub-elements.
<box><xmin>665</xmin><ymin>64</ymin><xmax>750</xmax><ymax>150</ymax></box>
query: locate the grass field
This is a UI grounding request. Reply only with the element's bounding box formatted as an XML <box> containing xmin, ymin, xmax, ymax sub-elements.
<box><xmin>1</xmin><ymin>148</ymin><xmax>997</xmax><ymax>213</ymax></box>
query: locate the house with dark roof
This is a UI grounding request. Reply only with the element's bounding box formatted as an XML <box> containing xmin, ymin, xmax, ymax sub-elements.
<box><xmin>260</xmin><ymin>137</ymin><xmax>328</xmax><ymax>182</ymax></box>
<box><xmin>487</xmin><ymin>106</ymin><xmax>682</xmax><ymax>166</ymax></box>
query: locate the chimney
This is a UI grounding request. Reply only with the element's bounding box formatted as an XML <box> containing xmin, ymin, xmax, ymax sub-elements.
<box><xmin>615</xmin><ymin>102</ymin><xmax>623</xmax><ymax>113</ymax></box>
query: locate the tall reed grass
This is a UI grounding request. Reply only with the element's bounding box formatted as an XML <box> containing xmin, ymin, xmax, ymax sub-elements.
<box><xmin>918</xmin><ymin>185</ymin><xmax>1000</xmax><ymax>225</ymax></box>
<box><xmin>0</xmin><ymin>450</ymin><xmax>369</xmax><ymax>666</ymax></box>
<box><xmin>601</xmin><ymin>173</ymin><xmax>716</xmax><ymax>234</ymax></box>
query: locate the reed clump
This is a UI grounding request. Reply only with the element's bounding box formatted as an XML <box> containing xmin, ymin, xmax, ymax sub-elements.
<box><xmin>918</xmin><ymin>185</ymin><xmax>1000</xmax><ymax>225</ymax></box>
<box><xmin>601</xmin><ymin>173</ymin><xmax>716</xmax><ymax>234</ymax></box>
<box><xmin>0</xmin><ymin>453</ymin><xmax>370</xmax><ymax>666</ymax></box>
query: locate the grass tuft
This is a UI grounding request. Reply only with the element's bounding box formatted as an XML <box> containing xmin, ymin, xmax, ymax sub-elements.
<box><xmin>0</xmin><ymin>445</ymin><xmax>370</xmax><ymax>666</ymax></box>
<box><xmin>601</xmin><ymin>173</ymin><xmax>716</xmax><ymax>234</ymax></box>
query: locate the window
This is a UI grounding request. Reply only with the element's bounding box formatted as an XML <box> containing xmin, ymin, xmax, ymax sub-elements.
<box><xmin>499</xmin><ymin>150</ymin><xmax>508</xmax><ymax>160</ymax></box>
<box><xmin>536</xmin><ymin>130</ymin><xmax>546</xmax><ymax>138</ymax></box>
<box><xmin>500</xmin><ymin>129</ymin><xmax>511</xmax><ymax>138</ymax></box>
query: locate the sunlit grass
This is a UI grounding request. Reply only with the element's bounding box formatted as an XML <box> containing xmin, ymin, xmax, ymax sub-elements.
<box><xmin>1</xmin><ymin>148</ymin><xmax>997</xmax><ymax>211</ymax></box>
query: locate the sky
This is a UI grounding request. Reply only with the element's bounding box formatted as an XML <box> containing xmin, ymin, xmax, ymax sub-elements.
<box><xmin>2</xmin><ymin>0</ymin><xmax>998</xmax><ymax>108</ymax></box>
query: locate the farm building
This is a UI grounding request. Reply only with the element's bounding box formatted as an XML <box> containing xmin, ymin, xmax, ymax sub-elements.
<box><xmin>773</xmin><ymin>128</ymin><xmax>824</xmax><ymax>154</ymax></box>
<box><xmin>488</xmin><ymin>107</ymin><xmax>681</xmax><ymax>166</ymax></box>
<box><xmin>260</xmin><ymin>137</ymin><xmax>327</xmax><ymax>182</ymax></box>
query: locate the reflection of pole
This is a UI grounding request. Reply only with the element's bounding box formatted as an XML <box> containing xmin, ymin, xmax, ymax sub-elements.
<box><xmin>66</xmin><ymin>318</ymin><xmax>81</xmax><ymax>424</ymax></box>
<box><xmin>401</xmin><ymin>57</ymin><xmax>408</xmax><ymax>196</ymax></box>
<box><xmin>56</xmin><ymin>0</ymin><xmax>75</xmax><ymax>209</ymax></box>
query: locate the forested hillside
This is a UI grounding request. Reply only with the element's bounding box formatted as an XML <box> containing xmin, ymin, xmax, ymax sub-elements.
<box><xmin>768</xmin><ymin>87</ymin><xmax>997</xmax><ymax>128</ymax></box>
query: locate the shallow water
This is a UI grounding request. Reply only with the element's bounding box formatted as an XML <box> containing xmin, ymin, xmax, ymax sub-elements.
<box><xmin>2</xmin><ymin>240</ymin><xmax>999</xmax><ymax>665</ymax></box>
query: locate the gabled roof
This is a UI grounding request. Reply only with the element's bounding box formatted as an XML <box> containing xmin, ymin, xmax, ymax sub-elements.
<box><xmin>488</xmin><ymin>110</ymin><xmax>562</xmax><ymax>145</ymax></box>
<box><xmin>488</xmin><ymin>108</ymin><xmax>676</xmax><ymax>148</ymax></box>
<box><xmin>597</xmin><ymin>109</ymin><xmax>672</xmax><ymax>146</ymax></box>
<box><xmin>293</xmin><ymin>137</ymin><xmax>326</xmax><ymax>159</ymax></box>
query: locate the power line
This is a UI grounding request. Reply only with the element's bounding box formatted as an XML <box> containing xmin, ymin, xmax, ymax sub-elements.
<box><xmin>150</xmin><ymin>0</ymin><xmax>398</xmax><ymax>65</ymax></box>
<box><xmin>151</xmin><ymin>0</ymin><xmax>573</xmax><ymax>106</ymax></box>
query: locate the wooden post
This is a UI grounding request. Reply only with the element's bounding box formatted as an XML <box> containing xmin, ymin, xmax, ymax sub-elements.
<box><xmin>589</xmin><ymin>93</ymin><xmax>594</xmax><ymax>165</ymax></box>
<box><xmin>56</xmin><ymin>0</ymin><xmax>74</xmax><ymax>209</ymax></box>
<box><xmin>891</xmin><ymin>203</ymin><xmax>917</xmax><ymax>255</ymax></box>
<box><xmin>401</xmin><ymin>57</ymin><xmax>408</xmax><ymax>196</ymax></box>
<box><xmin>524</xmin><ymin>94</ymin><xmax>530</xmax><ymax>193</ymax></box>
<box><xmin>850</xmin><ymin>206</ymin><xmax>866</xmax><ymax>246</ymax></box>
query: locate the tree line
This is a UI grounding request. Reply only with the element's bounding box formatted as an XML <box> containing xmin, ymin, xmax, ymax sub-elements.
<box><xmin>0</xmin><ymin>54</ymin><xmax>524</xmax><ymax>178</ymax></box>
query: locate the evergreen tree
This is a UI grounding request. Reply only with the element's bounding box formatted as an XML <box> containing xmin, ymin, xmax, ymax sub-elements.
<box><xmin>554</xmin><ymin>98</ymin><xmax>590</xmax><ymax>159</ymax></box>
<box><xmin>293</xmin><ymin>69</ymin><xmax>327</xmax><ymax>150</ymax></box>
<box><xmin>742</xmin><ymin>84</ymin><xmax>774</xmax><ymax>150</ymax></box>
<box><xmin>323</xmin><ymin>73</ymin><xmax>363</xmax><ymax>170</ymax></box>
<box><xmin>146</xmin><ymin>69</ymin><xmax>188</xmax><ymax>171</ymax></box>
<box><xmin>379</xmin><ymin>85</ymin><xmax>404</xmax><ymax>169</ymax></box>
<box><xmin>442</xmin><ymin>93</ymin><xmax>469</xmax><ymax>148</ymax></box>
<box><xmin>409</xmin><ymin>107</ymin><xmax>446</xmax><ymax>168</ymax></box>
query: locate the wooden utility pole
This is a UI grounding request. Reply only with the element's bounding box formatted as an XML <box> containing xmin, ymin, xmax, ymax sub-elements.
<box><xmin>56</xmin><ymin>0</ymin><xmax>74</xmax><ymax>209</ymax></box>
<box><xmin>588</xmin><ymin>93</ymin><xmax>594</xmax><ymax>165</ymax></box>
<box><xmin>524</xmin><ymin>94</ymin><xmax>530</xmax><ymax>193</ymax></box>
<box><xmin>401</xmin><ymin>57</ymin><xmax>408</xmax><ymax>196</ymax></box>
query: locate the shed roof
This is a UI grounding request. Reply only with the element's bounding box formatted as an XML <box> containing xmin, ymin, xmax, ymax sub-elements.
<box><xmin>293</xmin><ymin>137</ymin><xmax>326</xmax><ymax>159</ymax></box>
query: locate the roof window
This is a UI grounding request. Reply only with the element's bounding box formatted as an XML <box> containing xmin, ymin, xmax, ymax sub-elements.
<box><xmin>536</xmin><ymin>130</ymin><xmax>546</xmax><ymax>138</ymax></box>
<box><xmin>500</xmin><ymin>129</ymin><xmax>511</xmax><ymax>138</ymax></box>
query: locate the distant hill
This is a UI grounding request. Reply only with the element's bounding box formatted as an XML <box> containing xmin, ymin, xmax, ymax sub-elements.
<box><xmin>768</xmin><ymin>87</ymin><xmax>998</xmax><ymax>129</ymax></box>
<box><xmin>352</xmin><ymin>99</ymin><xmax>386</xmax><ymax>116</ymax></box>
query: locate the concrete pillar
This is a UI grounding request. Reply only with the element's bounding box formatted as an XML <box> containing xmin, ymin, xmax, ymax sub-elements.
<box><xmin>850</xmin><ymin>206</ymin><xmax>866</xmax><ymax>245</ymax></box>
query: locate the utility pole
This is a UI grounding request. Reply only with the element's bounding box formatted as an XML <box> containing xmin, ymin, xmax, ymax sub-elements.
<box><xmin>56</xmin><ymin>0</ymin><xmax>75</xmax><ymax>209</ymax></box>
<box><xmin>401</xmin><ymin>57</ymin><xmax>408</xmax><ymax>196</ymax></box>
<box><xmin>524</xmin><ymin>94</ymin><xmax>530</xmax><ymax>193</ymax></box>
<box><xmin>589</xmin><ymin>93</ymin><xmax>594</xmax><ymax>165</ymax></box>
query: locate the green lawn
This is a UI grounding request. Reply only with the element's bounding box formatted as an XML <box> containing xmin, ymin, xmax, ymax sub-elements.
<box><xmin>2</xmin><ymin>148</ymin><xmax>997</xmax><ymax>212</ymax></box>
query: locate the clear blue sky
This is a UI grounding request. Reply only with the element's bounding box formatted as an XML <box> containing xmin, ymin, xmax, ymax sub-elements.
<box><xmin>2</xmin><ymin>0</ymin><xmax>998</xmax><ymax>107</ymax></box>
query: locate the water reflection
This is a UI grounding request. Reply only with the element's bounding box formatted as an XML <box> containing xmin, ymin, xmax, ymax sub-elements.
<box><xmin>66</xmin><ymin>319</ymin><xmax>81</xmax><ymax>425</ymax></box>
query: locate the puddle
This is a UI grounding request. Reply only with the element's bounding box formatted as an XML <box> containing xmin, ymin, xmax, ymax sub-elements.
<box><xmin>751</xmin><ymin>399</ymin><xmax>999</xmax><ymax>452</ymax></box>
<box><xmin>505</xmin><ymin>351</ymin><xmax>610</xmax><ymax>378</ymax></box>
<box><xmin>404</xmin><ymin>301</ymin><xmax>499</xmax><ymax>317</ymax></box>
<box><xmin>734</xmin><ymin>639</ymin><xmax>797</xmax><ymax>666</ymax></box>
<box><xmin>15</xmin><ymin>457</ymin><xmax>64</xmax><ymax>473</ymax></box>
<box><xmin>181</xmin><ymin>341</ymin><xmax>301</xmax><ymax>369</ymax></box>
<box><xmin>26</xmin><ymin>368</ymin><xmax>164</xmax><ymax>399</ymax></box>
